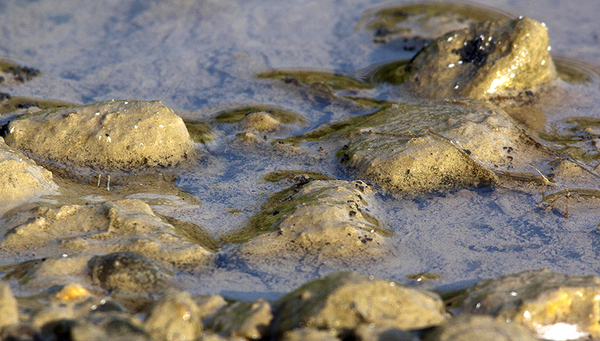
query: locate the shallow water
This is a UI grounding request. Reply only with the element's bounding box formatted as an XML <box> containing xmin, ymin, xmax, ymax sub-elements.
<box><xmin>1</xmin><ymin>0</ymin><xmax>600</xmax><ymax>302</ymax></box>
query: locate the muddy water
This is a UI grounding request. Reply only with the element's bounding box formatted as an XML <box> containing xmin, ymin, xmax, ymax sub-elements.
<box><xmin>1</xmin><ymin>0</ymin><xmax>600</xmax><ymax>302</ymax></box>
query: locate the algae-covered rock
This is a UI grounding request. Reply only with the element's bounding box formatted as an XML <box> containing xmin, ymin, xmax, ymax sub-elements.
<box><xmin>210</xmin><ymin>105</ymin><xmax>307</xmax><ymax>138</ymax></box>
<box><xmin>89</xmin><ymin>252</ymin><xmax>170</xmax><ymax>294</ymax></box>
<box><xmin>455</xmin><ymin>269</ymin><xmax>600</xmax><ymax>339</ymax></box>
<box><xmin>144</xmin><ymin>289</ymin><xmax>202</xmax><ymax>341</ymax></box>
<box><xmin>272</xmin><ymin>272</ymin><xmax>447</xmax><ymax>337</ymax></box>
<box><xmin>335</xmin><ymin>101</ymin><xmax>552</xmax><ymax>194</ymax></box>
<box><xmin>0</xmin><ymin>282</ymin><xmax>18</xmax><ymax>330</ymax></box>
<box><xmin>207</xmin><ymin>298</ymin><xmax>273</xmax><ymax>340</ymax></box>
<box><xmin>424</xmin><ymin>315</ymin><xmax>538</xmax><ymax>341</ymax></box>
<box><xmin>0</xmin><ymin>199</ymin><xmax>213</xmax><ymax>267</ymax></box>
<box><xmin>4</xmin><ymin>100</ymin><xmax>194</xmax><ymax>171</ymax></box>
<box><xmin>231</xmin><ymin>179</ymin><xmax>394</xmax><ymax>267</ymax></box>
<box><xmin>0</xmin><ymin>137</ymin><xmax>58</xmax><ymax>204</ymax></box>
<box><xmin>344</xmin><ymin>133</ymin><xmax>495</xmax><ymax>194</ymax></box>
<box><xmin>406</xmin><ymin>17</ymin><xmax>556</xmax><ymax>99</ymax></box>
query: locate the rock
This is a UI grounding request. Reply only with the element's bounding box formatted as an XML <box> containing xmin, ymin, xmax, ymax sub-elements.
<box><xmin>406</xmin><ymin>17</ymin><xmax>556</xmax><ymax>99</ymax></box>
<box><xmin>210</xmin><ymin>105</ymin><xmax>307</xmax><ymax>138</ymax></box>
<box><xmin>282</xmin><ymin>328</ymin><xmax>341</xmax><ymax>341</ymax></box>
<box><xmin>4</xmin><ymin>100</ymin><xmax>194</xmax><ymax>171</ymax></box>
<box><xmin>88</xmin><ymin>252</ymin><xmax>170</xmax><ymax>294</ymax></box>
<box><xmin>207</xmin><ymin>298</ymin><xmax>273</xmax><ymax>340</ymax></box>
<box><xmin>272</xmin><ymin>272</ymin><xmax>447</xmax><ymax>337</ymax></box>
<box><xmin>455</xmin><ymin>269</ymin><xmax>600</xmax><ymax>339</ymax></box>
<box><xmin>335</xmin><ymin>101</ymin><xmax>555</xmax><ymax>194</ymax></box>
<box><xmin>195</xmin><ymin>295</ymin><xmax>228</xmax><ymax>321</ymax></box>
<box><xmin>144</xmin><ymin>289</ymin><xmax>202</xmax><ymax>341</ymax></box>
<box><xmin>40</xmin><ymin>315</ymin><xmax>151</xmax><ymax>341</ymax></box>
<box><xmin>0</xmin><ymin>282</ymin><xmax>19</xmax><ymax>330</ymax></box>
<box><xmin>238</xmin><ymin>112</ymin><xmax>281</xmax><ymax>133</ymax></box>
<box><xmin>354</xmin><ymin>323</ymin><xmax>418</xmax><ymax>341</ymax></box>
<box><xmin>0</xmin><ymin>199</ymin><xmax>213</xmax><ymax>267</ymax></box>
<box><xmin>0</xmin><ymin>137</ymin><xmax>57</xmax><ymax>204</ymax></box>
<box><xmin>230</xmin><ymin>179</ymin><xmax>394</xmax><ymax>267</ymax></box>
<box><xmin>424</xmin><ymin>315</ymin><xmax>538</xmax><ymax>341</ymax></box>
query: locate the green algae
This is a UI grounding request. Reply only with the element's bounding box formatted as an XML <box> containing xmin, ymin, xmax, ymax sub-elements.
<box><xmin>210</xmin><ymin>105</ymin><xmax>306</xmax><ymax>126</ymax></box>
<box><xmin>255</xmin><ymin>69</ymin><xmax>372</xmax><ymax>90</ymax></box>
<box><xmin>0</xmin><ymin>96</ymin><xmax>77</xmax><ymax>116</ymax></box>
<box><xmin>359</xmin><ymin>2</ymin><xmax>512</xmax><ymax>40</ymax></box>
<box><xmin>220</xmin><ymin>182</ymin><xmax>327</xmax><ymax>245</ymax></box>
<box><xmin>364</xmin><ymin>59</ymin><xmax>410</xmax><ymax>86</ymax></box>
<box><xmin>184</xmin><ymin>120</ymin><xmax>216</xmax><ymax>144</ymax></box>
<box><xmin>262</xmin><ymin>170</ymin><xmax>331</xmax><ymax>182</ymax></box>
<box><xmin>157</xmin><ymin>214</ymin><xmax>219</xmax><ymax>253</ymax></box>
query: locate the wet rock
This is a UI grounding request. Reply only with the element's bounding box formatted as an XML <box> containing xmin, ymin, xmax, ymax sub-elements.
<box><xmin>198</xmin><ymin>333</ymin><xmax>246</xmax><ymax>341</ymax></box>
<box><xmin>406</xmin><ymin>17</ymin><xmax>556</xmax><ymax>99</ymax></box>
<box><xmin>1</xmin><ymin>199</ymin><xmax>212</xmax><ymax>267</ymax></box>
<box><xmin>0</xmin><ymin>282</ymin><xmax>18</xmax><ymax>330</ymax></box>
<box><xmin>335</xmin><ymin>101</ymin><xmax>554</xmax><ymax>194</ymax></box>
<box><xmin>0</xmin><ymin>137</ymin><xmax>58</xmax><ymax>204</ymax></box>
<box><xmin>207</xmin><ymin>298</ymin><xmax>273</xmax><ymax>340</ymax></box>
<box><xmin>144</xmin><ymin>289</ymin><xmax>202</xmax><ymax>341</ymax></box>
<box><xmin>455</xmin><ymin>269</ymin><xmax>600</xmax><ymax>339</ymax></box>
<box><xmin>230</xmin><ymin>179</ymin><xmax>394</xmax><ymax>267</ymax></box>
<box><xmin>424</xmin><ymin>315</ymin><xmax>537</xmax><ymax>341</ymax></box>
<box><xmin>238</xmin><ymin>112</ymin><xmax>281</xmax><ymax>133</ymax></box>
<box><xmin>4</xmin><ymin>100</ymin><xmax>194</xmax><ymax>171</ymax></box>
<box><xmin>89</xmin><ymin>252</ymin><xmax>170</xmax><ymax>294</ymax></box>
<box><xmin>282</xmin><ymin>328</ymin><xmax>341</xmax><ymax>341</ymax></box>
<box><xmin>0</xmin><ymin>324</ymin><xmax>38</xmax><ymax>341</ymax></box>
<box><xmin>41</xmin><ymin>315</ymin><xmax>150</xmax><ymax>341</ymax></box>
<box><xmin>195</xmin><ymin>295</ymin><xmax>228</xmax><ymax>321</ymax></box>
<box><xmin>344</xmin><ymin>133</ymin><xmax>495</xmax><ymax>194</ymax></box>
<box><xmin>272</xmin><ymin>272</ymin><xmax>447</xmax><ymax>337</ymax></box>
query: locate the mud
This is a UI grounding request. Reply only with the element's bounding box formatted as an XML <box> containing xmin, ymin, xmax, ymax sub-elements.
<box><xmin>0</xmin><ymin>0</ymin><xmax>600</xmax><ymax>340</ymax></box>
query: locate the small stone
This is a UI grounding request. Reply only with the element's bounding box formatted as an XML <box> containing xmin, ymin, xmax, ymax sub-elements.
<box><xmin>144</xmin><ymin>289</ymin><xmax>202</xmax><ymax>341</ymax></box>
<box><xmin>88</xmin><ymin>252</ymin><xmax>169</xmax><ymax>294</ymax></box>
<box><xmin>207</xmin><ymin>298</ymin><xmax>273</xmax><ymax>340</ymax></box>
<box><xmin>282</xmin><ymin>328</ymin><xmax>341</xmax><ymax>341</ymax></box>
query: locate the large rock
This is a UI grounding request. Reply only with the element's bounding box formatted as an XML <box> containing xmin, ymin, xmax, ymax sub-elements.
<box><xmin>406</xmin><ymin>17</ymin><xmax>556</xmax><ymax>99</ymax></box>
<box><xmin>0</xmin><ymin>199</ymin><xmax>212</xmax><ymax>267</ymax></box>
<box><xmin>455</xmin><ymin>269</ymin><xmax>600</xmax><ymax>339</ymax></box>
<box><xmin>4</xmin><ymin>100</ymin><xmax>194</xmax><ymax>171</ymax></box>
<box><xmin>272</xmin><ymin>272</ymin><xmax>447</xmax><ymax>337</ymax></box>
<box><xmin>0</xmin><ymin>137</ymin><xmax>57</xmax><ymax>204</ymax></box>
<box><xmin>424</xmin><ymin>315</ymin><xmax>538</xmax><ymax>341</ymax></box>
<box><xmin>231</xmin><ymin>179</ymin><xmax>394</xmax><ymax>267</ymax></box>
<box><xmin>337</xmin><ymin>101</ymin><xmax>553</xmax><ymax>194</ymax></box>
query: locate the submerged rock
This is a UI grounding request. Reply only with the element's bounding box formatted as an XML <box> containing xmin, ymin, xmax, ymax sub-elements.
<box><xmin>40</xmin><ymin>314</ymin><xmax>151</xmax><ymax>341</ymax></box>
<box><xmin>0</xmin><ymin>137</ymin><xmax>57</xmax><ymax>204</ymax></box>
<box><xmin>231</xmin><ymin>179</ymin><xmax>394</xmax><ymax>267</ymax></box>
<box><xmin>424</xmin><ymin>315</ymin><xmax>538</xmax><ymax>341</ymax></box>
<box><xmin>272</xmin><ymin>272</ymin><xmax>447</xmax><ymax>337</ymax></box>
<box><xmin>455</xmin><ymin>269</ymin><xmax>600</xmax><ymax>339</ymax></box>
<box><xmin>206</xmin><ymin>298</ymin><xmax>273</xmax><ymax>340</ymax></box>
<box><xmin>4</xmin><ymin>100</ymin><xmax>194</xmax><ymax>171</ymax></box>
<box><xmin>89</xmin><ymin>252</ymin><xmax>169</xmax><ymax>294</ymax></box>
<box><xmin>144</xmin><ymin>289</ymin><xmax>202</xmax><ymax>341</ymax></box>
<box><xmin>406</xmin><ymin>17</ymin><xmax>556</xmax><ymax>99</ymax></box>
<box><xmin>0</xmin><ymin>199</ymin><xmax>213</xmax><ymax>267</ymax></box>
